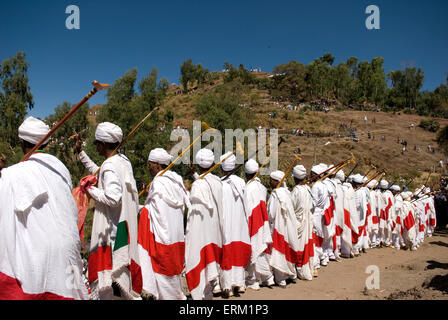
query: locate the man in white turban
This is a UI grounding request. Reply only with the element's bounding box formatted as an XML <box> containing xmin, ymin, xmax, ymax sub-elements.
<box><xmin>400</xmin><ymin>191</ymin><xmax>418</xmax><ymax>250</ymax></box>
<box><xmin>0</xmin><ymin>117</ymin><xmax>88</xmax><ymax>300</ymax></box>
<box><xmin>290</xmin><ymin>165</ymin><xmax>316</xmax><ymax>280</ymax></box>
<box><xmin>185</xmin><ymin>148</ymin><xmax>223</xmax><ymax>299</ymax></box>
<box><xmin>75</xmin><ymin>122</ymin><xmax>142</xmax><ymax>300</ymax></box>
<box><xmin>390</xmin><ymin>185</ymin><xmax>405</xmax><ymax>250</ymax></box>
<box><xmin>367</xmin><ymin>180</ymin><xmax>380</xmax><ymax>248</ymax></box>
<box><xmin>321</xmin><ymin>164</ymin><xmax>340</xmax><ymax>262</ymax></box>
<box><xmin>137</xmin><ymin>148</ymin><xmax>188</xmax><ymax>300</ymax></box>
<box><xmin>351</xmin><ymin>174</ymin><xmax>368</xmax><ymax>255</ymax></box>
<box><xmin>218</xmin><ymin>152</ymin><xmax>251</xmax><ymax>297</ymax></box>
<box><xmin>332</xmin><ymin>169</ymin><xmax>346</xmax><ymax>259</ymax></box>
<box><xmin>340</xmin><ymin>174</ymin><xmax>358</xmax><ymax>258</ymax></box>
<box><xmin>244</xmin><ymin>159</ymin><xmax>274</xmax><ymax>291</ymax></box>
<box><xmin>378</xmin><ymin>180</ymin><xmax>394</xmax><ymax>247</ymax></box>
<box><xmin>267</xmin><ymin>170</ymin><xmax>300</xmax><ymax>288</ymax></box>
<box><xmin>310</xmin><ymin>164</ymin><xmax>331</xmax><ymax>267</ymax></box>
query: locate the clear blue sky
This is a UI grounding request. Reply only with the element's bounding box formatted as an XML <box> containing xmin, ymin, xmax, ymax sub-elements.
<box><xmin>1</xmin><ymin>0</ymin><xmax>447</xmax><ymax>118</ymax></box>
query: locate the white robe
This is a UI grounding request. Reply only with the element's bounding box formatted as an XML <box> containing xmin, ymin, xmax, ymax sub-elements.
<box><xmin>138</xmin><ymin>170</ymin><xmax>188</xmax><ymax>300</ymax></box>
<box><xmin>341</xmin><ymin>183</ymin><xmax>358</xmax><ymax>256</ymax></box>
<box><xmin>185</xmin><ymin>173</ymin><xmax>223</xmax><ymax>300</ymax></box>
<box><xmin>79</xmin><ymin>151</ymin><xmax>141</xmax><ymax>300</ymax></box>
<box><xmin>220</xmin><ymin>175</ymin><xmax>251</xmax><ymax>291</ymax></box>
<box><xmin>354</xmin><ymin>188</ymin><xmax>368</xmax><ymax>253</ymax></box>
<box><xmin>267</xmin><ymin>187</ymin><xmax>299</xmax><ymax>282</ymax></box>
<box><xmin>310</xmin><ymin>181</ymin><xmax>331</xmax><ymax>262</ymax></box>
<box><xmin>0</xmin><ymin>153</ymin><xmax>88</xmax><ymax>300</ymax></box>
<box><xmin>290</xmin><ymin>184</ymin><xmax>314</xmax><ymax>280</ymax></box>
<box><xmin>379</xmin><ymin>190</ymin><xmax>394</xmax><ymax>245</ymax></box>
<box><xmin>400</xmin><ymin>197</ymin><xmax>417</xmax><ymax>248</ymax></box>
<box><xmin>244</xmin><ymin>177</ymin><xmax>273</xmax><ymax>287</ymax></box>
<box><xmin>368</xmin><ymin>189</ymin><xmax>380</xmax><ymax>246</ymax></box>
<box><xmin>332</xmin><ymin>179</ymin><xmax>345</xmax><ymax>253</ymax></box>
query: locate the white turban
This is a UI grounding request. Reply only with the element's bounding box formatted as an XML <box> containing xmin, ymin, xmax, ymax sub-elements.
<box><xmin>347</xmin><ymin>175</ymin><xmax>354</xmax><ymax>183</ymax></box>
<box><xmin>352</xmin><ymin>173</ymin><xmax>364</xmax><ymax>184</ymax></box>
<box><xmin>335</xmin><ymin>170</ymin><xmax>345</xmax><ymax>182</ymax></box>
<box><xmin>311</xmin><ymin>163</ymin><xmax>327</xmax><ymax>175</ymax></box>
<box><xmin>425</xmin><ymin>187</ymin><xmax>431</xmax><ymax>194</ymax></box>
<box><xmin>379</xmin><ymin>180</ymin><xmax>388</xmax><ymax>189</ymax></box>
<box><xmin>220</xmin><ymin>151</ymin><xmax>236</xmax><ymax>172</ymax></box>
<box><xmin>402</xmin><ymin>191</ymin><xmax>413</xmax><ymax>201</ymax></box>
<box><xmin>196</xmin><ymin>148</ymin><xmax>215</xmax><ymax>169</ymax></box>
<box><xmin>18</xmin><ymin>116</ymin><xmax>51</xmax><ymax>145</ymax></box>
<box><xmin>367</xmin><ymin>179</ymin><xmax>377</xmax><ymax>188</ymax></box>
<box><xmin>148</xmin><ymin>148</ymin><xmax>172</xmax><ymax>166</ymax></box>
<box><xmin>292</xmin><ymin>165</ymin><xmax>306</xmax><ymax>180</ymax></box>
<box><xmin>390</xmin><ymin>185</ymin><xmax>401</xmax><ymax>192</ymax></box>
<box><xmin>270</xmin><ymin>170</ymin><xmax>285</xmax><ymax>182</ymax></box>
<box><xmin>245</xmin><ymin>159</ymin><xmax>259</xmax><ymax>174</ymax></box>
<box><xmin>95</xmin><ymin>122</ymin><xmax>123</xmax><ymax>143</ymax></box>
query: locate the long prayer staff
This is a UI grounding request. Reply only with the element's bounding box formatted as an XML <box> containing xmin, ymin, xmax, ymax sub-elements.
<box><xmin>414</xmin><ymin>172</ymin><xmax>432</xmax><ymax>199</ymax></box>
<box><xmin>138</xmin><ymin>121</ymin><xmax>215</xmax><ymax>198</ymax></box>
<box><xmin>360</xmin><ymin>168</ymin><xmax>383</xmax><ymax>188</ymax></box>
<box><xmin>93</xmin><ymin>107</ymin><xmax>159</xmax><ymax>176</ymax></box>
<box><xmin>21</xmin><ymin>81</ymin><xmax>109</xmax><ymax>162</ymax></box>
<box><xmin>221</xmin><ymin>136</ymin><xmax>286</xmax><ymax>181</ymax></box>
<box><xmin>310</xmin><ymin>156</ymin><xmax>356</xmax><ymax>188</ymax></box>
<box><xmin>197</xmin><ymin>142</ymin><xmax>244</xmax><ymax>180</ymax></box>
<box><xmin>275</xmin><ymin>154</ymin><xmax>302</xmax><ymax>189</ymax></box>
<box><xmin>301</xmin><ymin>159</ymin><xmax>346</xmax><ymax>186</ymax></box>
<box><xmin>411</xmin><ymin>189</ymin><xmax>443</xmax><ymax>203</ymax></box>
<box><xmin>368</xmin><ymin>171</ymin><xmax>386</xmax><ymax>190</ymax></box>
<box><xmin>342</xmin><ymin>162</ymin><xmax>359</xmax><ymax>183</ymax></box>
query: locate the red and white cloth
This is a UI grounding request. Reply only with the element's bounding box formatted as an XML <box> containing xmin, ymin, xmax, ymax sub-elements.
<box><xmin>185</xmin><ymin>173</ymin><xmax>223</xmax><ymax>300</ymax></box>
<box><xmin>267</xmin><ymin>187</ymin><xmax>299</xmax><ymax>281</ymax></box>
<box><xmin>290</xmin><ymin>184</ymin><xmax>315</xmax><ymax>280</ymax></box>
<box><xmin>79</xmin><ymin>151</ymin><xmax>142</xmax><ymax>300</ymax></box>
<box><xmin>220</xmin><ymin>174</ymin><xmax>251</xmax><ymax>291</ymax></box>
<box><xmin>244</xmin><ymin>177</ymin><xmax>273</xmax><ymax>287</ymax></box>
<box><xmin>138</xmin><ymin>170</ymin><xmax>188</xmax><ymax>300</ymax></box>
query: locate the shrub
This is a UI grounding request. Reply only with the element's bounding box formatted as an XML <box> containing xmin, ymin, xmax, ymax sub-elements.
<box><xmin>418</xmin><ymin>119</ymin><xmax>440</xmax><ymax>132</ymax></box>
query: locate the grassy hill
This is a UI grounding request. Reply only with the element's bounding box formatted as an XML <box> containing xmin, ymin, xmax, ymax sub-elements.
<box><xmin>89</xmin><ymin>72</ymin><xmax>448</xmax><ymax>190</ymax></box>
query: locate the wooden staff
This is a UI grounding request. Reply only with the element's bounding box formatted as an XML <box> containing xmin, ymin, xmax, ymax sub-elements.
<box><xmin>301</xmin><ymin>159</ymin><xmax>346</xmax><ymax>186</ymax></box>
<box><xmin>342</xmin><ymin>162</ymin><xmax>359</xmax><ymax>183</ymax></box>
<box><xmin>93</xmin><ymin>107</ymin><xmax>159</xmax><ymax>176</ymax></box>
<box><xmin>276</xmin><ymin>154</ymin><xmax>302</xmax><ymax>189</ymax></box>
<box><xmin>21</xmin><ymin>81</ymin><xmax>109</xmax><ymax>162</ymax></box>
<box><xmin>359</xmin><ymin>168</ymin><xmax>383</xmax><ymax>188</ymax></box>
<box><xmin>369</xmin><ymin>172</ymin><xmax>386</xmax><ymax>190</ymax></box>
<box><xmin>138</xmin><ymin>121</ymin><xmax>215</xmax><ymax>198</ymax></box>
<box><xmin>310</xmin><ymin>155</ymin><xmax>356</xmax><ymax>188</ymax></box>
<box><xmin>414</xmin><ymin>172</ymin><xmax>432</xmax><ymax>198</ymax></box>
<box><xmin>197</xmin><ymin>142</ymin><xmax>244</xmax><ymax>180</ymax></box>
<box><xmin>248</xmin><ymin>138</ymin><xmax>272</xmax><ymax>184</ymax></box>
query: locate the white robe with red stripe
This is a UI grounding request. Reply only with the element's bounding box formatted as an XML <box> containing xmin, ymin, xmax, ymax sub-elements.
<box><xmin>354</xmin><ymin>188</ymin><xmax>368</xmax><ymax>253</ymax></box>
<box><xmin>368</xmin><ymin>189</ymin><xmax>380</xmax><ymax>246</ymax></box>
<box><xmin>322</xmin><ymin>179</ymin><xmax>337</xmax><ymax>258</ymax></box>
<box><xmin>311</xmin><ymin>181</ymin><xmax>331</xmax><ymax>263</ymax></box>
<box><xmin>341</xmin><ymin>182</ymin><xmax>358</xmax><ymax>256</ymax></box>
<box><xmin>332</xmin><ymin>178</ymin><xmax>345</xmax><ymax>255</ymax></box>
<box><xmin>0</xmin><ymin>153</ymin><xmax>88</xmax><ymax>300</ymax></box>
<box><xmin>244</xmin><ymin>177</ymin><xmax>273</xmax><ymax>286</ymax></box>
<box><xmin>267</xmin><ymin>187</ymin><xmax>299</xmax><ymax>281</ymax></box>
<box><xmin>400</xmin><ymin>195</ymin><xmax>417</xmax><ymax>248</ymax></box>
<box><xmin>185</xmin><ymin>173</ymin><xmax>223</xmax><ymax>300</ymax></box>
<box><xmin>220</xmin><ymin>175</ymin><xmax>251</xmax><ymax>291</ymax></box>
<box><xmin>138</xmin><ymin>170</ymin><xmax>188</xmax><ymax>300</ymax></box>
<box><xmin>290</xmin><ymin>184</ymin><xmax>315</xmax><ymax>280</ymax></box>
<box><xmin>391</xmin><ymin>194</ymin><xmax>404</xmax><ymax>248</ymax></box>
<box><xmin>80</xmin><ymin>152</ymin><xmax>142</xmax><ymax>300</ymax></box>
<box><xmin>413</xmin><ymin>200</ymin><xmax>426</xmax><ymax>244</ymax></box>
<box><xmin>379</xmin><ymin>190</ymin><xmax>394</xmax><ymax>246</ymax></box>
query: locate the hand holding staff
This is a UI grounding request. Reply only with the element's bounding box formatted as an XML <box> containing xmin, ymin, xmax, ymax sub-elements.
<box><xmin>22</xmin><ymin>81</ymin><xmax>109</xmax><ymax>162</ymax></box>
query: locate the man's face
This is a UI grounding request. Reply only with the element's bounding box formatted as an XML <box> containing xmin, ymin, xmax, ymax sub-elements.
<box><xmin>94</xmin><ymin>140</ymin><xmax>107</xmax><ymax>157</ymax></box>
<box><xmin>270</xmin><ymin>178</ymin><xmax>278</xmax><ymax>189</ymax></box>
<box><xmin>147</xmin><ymin>161</ymin><xmax>161</xmax><ymax>177</ymax></box>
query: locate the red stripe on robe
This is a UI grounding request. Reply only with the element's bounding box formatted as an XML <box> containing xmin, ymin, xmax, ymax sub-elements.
<box><xmin>221</xmin><ymin>241</ymin><xmax>252</xmax><ymax>270</ymax></box>
<box><xmin>88</xmin><ymin>245</ymin><xmax>113</xmax><ymax>283</ymax></box>
<box><xmin>138</xmin><ymin>207</ymin><xmax>185</xmax><ymax>277</ymax></box>
<box><xmin>0</xmin><ymin>272</ymin><xmax>74</xmax><ymax>300</ymax></box>
<box><xmin>185</xmin><ymin>243</ymin><xmax>222</xmax><ymax>292</ymax></box>
<box><xmin>248</xmin><ymin>201</ymin><xmax>269</xmax><ymax>238</ymax></box>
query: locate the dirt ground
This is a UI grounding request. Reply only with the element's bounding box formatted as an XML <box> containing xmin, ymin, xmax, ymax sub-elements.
<box><xmin>218</xmin><ymin>228</ymin><xmax>448</xmax><ymax>300</ymax></box>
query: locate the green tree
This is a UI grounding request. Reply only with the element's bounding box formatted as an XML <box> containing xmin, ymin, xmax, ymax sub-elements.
<box><xmin>437</xmin><ymin>125</ymin><xmax>448</xmax><ymax>155</ymax></box>
<box><xmin>180</xmin><ymin>59</ymin><xmax>196</xmax><ymax>93</ymax></box>
<box><xmin>0</xmin><ymin>51</ymin><xmax>34</xmax><ymax>147</ymax></box>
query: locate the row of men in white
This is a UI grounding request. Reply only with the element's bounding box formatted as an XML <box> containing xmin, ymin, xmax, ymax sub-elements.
<box><xmin>0</xmin><ymin>118</ymin><xmax>438</xmax><ymax>300</ymax></box>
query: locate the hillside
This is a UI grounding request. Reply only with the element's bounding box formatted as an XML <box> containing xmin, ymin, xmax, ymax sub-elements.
<box><xmin>90</xmin><ymin>73</ymin><xmax>448</xmax><ymax>189</ymax></box>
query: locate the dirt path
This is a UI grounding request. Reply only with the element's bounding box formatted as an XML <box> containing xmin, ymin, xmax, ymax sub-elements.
<box><xmin>220</xmin><ymin>229</ymin><xmax>448</xmax><ymax>300</ymax></box>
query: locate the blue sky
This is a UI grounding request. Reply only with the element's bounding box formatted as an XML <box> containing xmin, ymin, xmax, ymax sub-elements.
<box><xmin>1</xmin><ymin>0</ymin><xmax>447</xmax><ymax>118</ymax></box>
